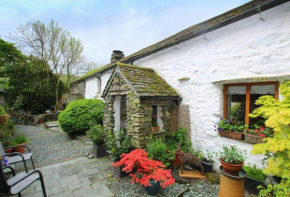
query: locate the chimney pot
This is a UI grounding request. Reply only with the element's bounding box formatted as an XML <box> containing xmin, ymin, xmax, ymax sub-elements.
<box><xmin>111</xmin><ymin>50</ymin><xmax>124</xmax><ymax>63</ymax></box>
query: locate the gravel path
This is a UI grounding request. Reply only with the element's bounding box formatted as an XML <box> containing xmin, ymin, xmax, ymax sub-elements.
<box><xmin>14</xmin><ymin>124</ymin><xmax>92</xmax><ymax>165</ymax></box>
<box><xmin>108</xmin><ymin>176</ymin><xmax>254</xmax><ymax>197</ymax></box>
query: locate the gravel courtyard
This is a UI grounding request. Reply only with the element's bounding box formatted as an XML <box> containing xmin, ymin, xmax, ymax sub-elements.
<box><xmin>14</xmin><ymin>124</ymin><xmax>92</xmax><ymax>166</ymax></box>
<box><xmin>11</xmin><ymin>124</ymin><xmax>256</xmax><ymax>197</ymax></box>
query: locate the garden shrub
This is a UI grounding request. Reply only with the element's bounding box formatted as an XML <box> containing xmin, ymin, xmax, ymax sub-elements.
<box><xmin>58</xmin><ymin>99</ymin><xmax>105</xmax><ymax>135</ymax></box>
<box><xmin>147</xmin><ymin>137</ymin><xmax>175</xmax><ymax>168</ymax></box>
<box><xmin>86</xmin><ymin>124</ymin><xmax>105</xmax><ymax>145</ymax></box>
<box><xmin>165</xmin><ymin>127</ymin><xmax>193</xmax><ymax>153</ymax></box>
<box><xmin>0</xmin><ymin>106</ymin><xmax>7</xmax><ymax>115</ymax></box>
<box><xmin>249</xmin><ymin>81</ymin><xmax>290</xmax><ymax>196</ymax></box>
<box><xmin>10</xmin><ymin>135</ymin><xmax>29</xmax><ymax>146</ymax></box>
<box><xmin>0</xmin><ymin>121</ymin><xmax>15</xmax><ymax>146</ymax></box>
<box><xmin>243</xmin><ymin>165</ymin><xmax>266</xmax><ymax>182</ymax></box>
<box><xmin>105</xmin><ymin>129</ymin><xmax>131</xmax><ymax>161</ymax></box>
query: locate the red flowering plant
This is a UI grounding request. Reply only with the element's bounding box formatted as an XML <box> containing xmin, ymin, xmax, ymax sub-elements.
<box><xmin>244</xmin><ymin>124</ymin><xmax>273</xmax><ymax>138</ymax></box>
<box><xmin>111</xmin><ymin>149</ymin><xmax>175</xmax><ymax>188</ymax></box>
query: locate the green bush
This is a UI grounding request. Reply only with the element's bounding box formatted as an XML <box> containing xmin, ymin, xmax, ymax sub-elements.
<box><xmin>10</xmin><ymin>135</ymin><xmax>29</xmax><ymax>146</ymax></box>
<box><xmin>243</xmin><ymin>165</ymin><xmax>266</xmax><ymax>182</ymax></box>
<box><xmin>105</xmin><ymin>129</ymin><xmax>131</xmax><ymax>161</ymax></box>
<box><xmin>58</xmin><ymin>99</ymin><xmax>105</xmax><ymax>134</ymax></box>
<box><xmin>165</xmin><ymin>127</ymin><xmax>192</xmax><ymax>153</ymax></box>
<box><xmin>147</xmin><ymin>137</ymin><xmax>175</xmax><ymax>168</ymax></box>
<box><xmin>86</xmin><ymin>124</ymin><xmax>105</xmax><ymax>145</ymax></box>
<box><xmin>0</xmin><ymin>106</ymin><xmax>7</xmax><ymax>115</ymax></box>
<box><xmin>0</xmin><ymin>121</ymin><xmax>15</xmax><ymax>147</ymax></box>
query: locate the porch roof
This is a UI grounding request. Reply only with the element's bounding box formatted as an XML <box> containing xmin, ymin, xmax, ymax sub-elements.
<box><xmin>103</xmin><ymin>63</ymin><xmax>180</xmax><ymax>98</ymax></box>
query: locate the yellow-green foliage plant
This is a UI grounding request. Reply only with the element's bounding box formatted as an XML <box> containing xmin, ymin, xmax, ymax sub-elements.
<box><xmin>249</xmin><ymin>81</ymin><xmax>290</xmax><ymax>197</ymax></box>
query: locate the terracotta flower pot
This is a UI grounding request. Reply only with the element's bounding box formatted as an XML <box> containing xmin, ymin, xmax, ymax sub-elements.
<box><xmin>0</xmin><ymin>114</ymin><xmax>9</xmax><ymax>124</ymax></box>
<box><xmin>170</xmin><ymin>151</ymin><xmax>181</xmax><ymax>166</ymax></box>
<box><xmin>220</xmin><ymin>159</ymin><xmax>244</xmax><ymax>176</ymax></box>
<box><xmin>13</xmin><ymin>143</ymin><xmax>26</xmax><ymax>154</ymax></box>
<box><xmin>5</xmin><ymin>148</ymin><xmax>12</xmax><ymax>154</ymax></box>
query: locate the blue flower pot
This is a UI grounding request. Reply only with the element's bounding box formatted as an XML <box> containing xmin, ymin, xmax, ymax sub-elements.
<box><xmin>144</xmin><ymin>180</ymin><xmax>161</xmax><ymax>195</ymax></box>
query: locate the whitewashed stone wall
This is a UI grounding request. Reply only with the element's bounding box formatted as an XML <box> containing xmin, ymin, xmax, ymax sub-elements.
<box><xmin>134</xmin><ymin>2</ymin><xmax>290</xmax><ymax>170</ymax></box>
<box><xmin>84</xmin><ymin>69</ymin><xmax>113</xmax><ymax>99</ymax></box>
<box><xmin>85</xmin><ymin>77</ymin><xmax>99</xmax><ymax>99</ymax></box>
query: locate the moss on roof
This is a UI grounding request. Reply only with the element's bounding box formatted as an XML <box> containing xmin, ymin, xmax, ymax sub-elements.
<box><xmin>72</xmin><ymin>0</ymin><xmax>283</xmax><ymax>85</ymax></box>
<box><xmin>117</xmin><ymin>63</ymin><xmax>179</xmax><ymax>97</ymax></box>
<box><xmin>70</xmin><ymin>63</ymin><xmax>115</xmax><ymax>84</ymax></box>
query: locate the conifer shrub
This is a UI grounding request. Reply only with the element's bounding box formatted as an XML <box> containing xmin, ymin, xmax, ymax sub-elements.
<box><xmin>58</xmin><ymin>99</ymin><xmax>105</xmax><ymax>135</ymax></box>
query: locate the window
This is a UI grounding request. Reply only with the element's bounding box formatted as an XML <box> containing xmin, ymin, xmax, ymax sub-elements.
<box><xmin>97</xmin><ymin>77</ymin><xmax>101</xmax><ymax>94</ymax></box>
<box><xmin>223</xmin><ymin>82</ymin><xmax>279</xmax><ymax>125</ymax></box>
<box><xmin>152</xmin><ymin>105</ymin><xmax>158</xmax><ymax>127</ymax></box>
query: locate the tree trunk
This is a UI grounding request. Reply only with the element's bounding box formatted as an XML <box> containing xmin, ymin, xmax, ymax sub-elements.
<box><xmin>55</xmin><ymin>80</ymin><xmax>59</xmax><ymax>111</ymax></box>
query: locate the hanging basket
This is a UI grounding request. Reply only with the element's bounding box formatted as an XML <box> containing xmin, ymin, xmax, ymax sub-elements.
<box><xmin>244</xmin><ymin>133</ymin><xmax>265</xmax><ymax>144</ymax></box>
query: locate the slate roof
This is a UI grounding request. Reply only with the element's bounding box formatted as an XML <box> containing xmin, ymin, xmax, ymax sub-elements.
<box><xmin>103</xmin><ymin>63</ymin><xmax>179</xmax><ymax>97</ymax></box>
<box><xmin>121</xmin><ymin>0</ymin><xmax>287</xmax><ymax>64</ymax></box>
<box><xmin>71</xmin><ymin>0</ymin><xmax>288</xmax><ymax>85</ymax></box>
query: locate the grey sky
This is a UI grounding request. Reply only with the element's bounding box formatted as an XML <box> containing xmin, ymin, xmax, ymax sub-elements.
<box><xmin>0</xmin><ymin>0</ymin><xmax>249</xmax><ymax>65</ymax></box>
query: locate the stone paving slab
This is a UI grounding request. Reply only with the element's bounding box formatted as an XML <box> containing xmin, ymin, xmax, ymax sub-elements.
<box><xmin>18</xmin><ymin>157</ymin><xmax>114</xmax><ymax>197</ymax></box>
<box><xmin>45</xmin><ymin>121</ymin><xmax>59</xmax><ymax>127</ymax></box>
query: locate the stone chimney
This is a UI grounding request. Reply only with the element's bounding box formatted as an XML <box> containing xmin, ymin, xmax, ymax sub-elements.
<box><xmin>110</xmin><ymin>50</ymin><xmax>124</xmax><ymax>63</ymax></box>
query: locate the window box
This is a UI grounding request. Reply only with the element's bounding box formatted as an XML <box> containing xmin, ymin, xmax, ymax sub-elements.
<box><xmin>218</xmin><ymin>131</ymin><xmax>243</xmax><ymax>140</ymax></box>
<box><xmin>244</xmin><ymin>133</ymin><xmax>264</xmax><ymax>144</ymax></box>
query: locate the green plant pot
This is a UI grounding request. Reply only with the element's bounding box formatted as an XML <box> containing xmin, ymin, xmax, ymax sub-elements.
<box><xmin>144</xmin><ymin>180</ymin><xmax>160</xmax><ymax>195</ymax></box>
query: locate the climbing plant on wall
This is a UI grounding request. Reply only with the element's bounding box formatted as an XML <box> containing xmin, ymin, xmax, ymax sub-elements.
<box><xmin>249</xmin><ymin>81</ymin><xmax>290</xmax><ymax>197</ymax></box>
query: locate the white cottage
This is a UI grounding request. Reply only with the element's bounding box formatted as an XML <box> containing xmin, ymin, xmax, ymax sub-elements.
<box><xmin>70</xmin><ymin>0</ymin><xmax>290</xmax><ymax>169</ymax></box>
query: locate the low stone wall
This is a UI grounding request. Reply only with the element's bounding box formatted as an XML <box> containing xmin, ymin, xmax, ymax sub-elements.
<box><xmin>25</xmin><ymin>114</ymin><xmax>58</xmax><ymax>125</ymax></box>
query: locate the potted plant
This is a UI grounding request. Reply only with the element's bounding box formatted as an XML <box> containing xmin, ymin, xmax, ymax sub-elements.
<box><xmin>215</xmin><ymin>118</ymin><xmax>245</xmax><ymax>140</ymax></box>
<box><xmin>10</xmin><ymin>135</ymin><xmax>29</xmax><ymax>154</ymax></box>
<box><xmin>0</xmin><ymin>107</ymin><xmax>9</xmax><ymax>124</ymax></box>
<box><xmin>112</xmin><ymin>149</ymin><xmax>175</xmax><ymax>195</ymax></box>
<box><xmin>86</xmin><ymin>124</ymin><xmax>107</xmax><ymax>158</ymax></box>
<box><xmin>151</xmin><ymin>114</ymin><xmax>160</xmax><ymax>132</ymax></box>
<box><xmin>216</xmin><ymin>145</ymin><xmax>247</xmax><ymax>176</ymax></box>
<box><xmin>244</xmin><ymin>124</ymin><xmax>273</xmax><ymax>144</ymax></box>
<box><xmin>243</xmin><ymin>165</ymin><xmax>266</xmax><ymax>195</ymax></box>
<box><xmin>147</xmin><ymin>137</ymin><xmax>175</xmax><ymax>168</ymax></box>
<box><xmin>105</xmin><ymin>129</ymin><xmax>132</xmax><ymax>178</ymax></box>
<box><xmin>201</xmin><ymin>151</ymin><xmax>215</xmax><ymax>174</ymax></box>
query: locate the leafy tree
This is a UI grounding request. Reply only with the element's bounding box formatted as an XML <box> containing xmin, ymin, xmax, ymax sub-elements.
<box><xmin>0</xmin><ymin>38</ymin><xmax>25</xmax><ymax>89</ymax></box>
<box><xmin>249</xmin><ymin>81</ymin><xmax>290</xmax><ymax>197</ymax></box>
<box><xmin>0</xmin><ymin>38</ymin><xmax>64</xmax><ymax>111</ymax></box>
<box><xmin>0</xmin><ymin>38</ymin><xmax>24</xmax><ymax>74</ymax></box>
<box><xmin>6</xmin><ymin>56</ymin><xmax>64</xmax><ymax>111</ymax></box>
<box><xmin>9</xmin><ymin>20</ymin><xmax>87</xmax><ymax>109</ymax></box>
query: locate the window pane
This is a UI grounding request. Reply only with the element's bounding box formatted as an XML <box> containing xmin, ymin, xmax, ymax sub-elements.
<box><xmin>250</xmin><ymin>85</ymin><xmax>275</xmax><ymax>125</ymax></box>
<box><xmin>152</xmin><ymin>106</ymin><xmax>158</xmax><ymax>127</ymax></box>
<box><xmin>227</xmin><ymin>86</ymin><xmax>246</xmax><ymax>121</ymax></box>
